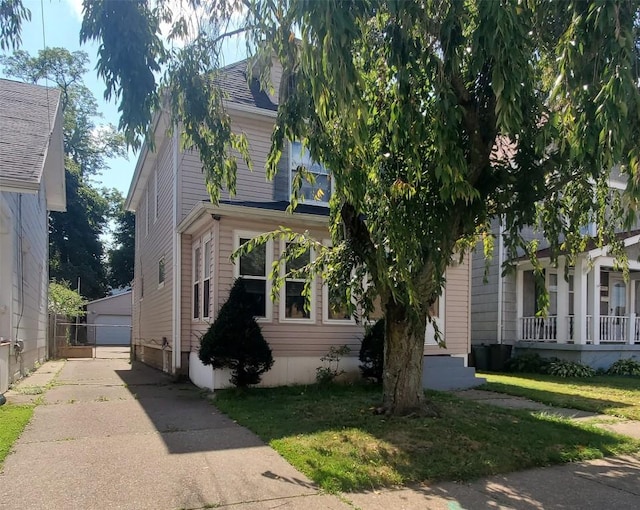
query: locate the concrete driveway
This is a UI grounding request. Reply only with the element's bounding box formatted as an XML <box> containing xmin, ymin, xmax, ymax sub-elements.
<box><xmin>2</xmin><ymin>356</ymin><xmax>639</xmax><ymax>510</ymax></box>
<box><xmin>0</xmin><ymin>356</ymin><xmax>349</xmax><ymax>510</ymax></box>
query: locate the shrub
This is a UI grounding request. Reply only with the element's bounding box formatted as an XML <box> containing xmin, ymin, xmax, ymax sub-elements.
<box><xmin>359</xmin><ymin>319</ymin><xmax>385</xmax><ymax>383</ymax></box>
<box><xmin>316</xmin><ymin>345</ymin><xmax>351</xmax><ymax>384</ymax></box>
<box><xmin>199</xmin><ymin>278</ymin><xmax>274</xmax><ymax>387</ymax></box>
<box><xmin>546</xmin><ymin>360</ymin><xmax>595</xmax><ymax>378</ymax></box>
<box><xmin>504</xmin><ymin>352</ymin><xmax>551</xmax><ymax>374</ymax></box>
<box><xmin>607</xmin><ymin>359</ymin><xmax>640</xmax><ymax>376</ymax></box>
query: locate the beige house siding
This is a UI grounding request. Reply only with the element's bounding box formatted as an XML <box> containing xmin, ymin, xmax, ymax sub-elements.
<box><xmin>186</xmin><ymin>215</ymin><xmax>364</xmax><ymax>359</ymax></box>
<box><xmin>132</xmin><ymin>136</ymin><xmax>175</xmax><ymax>363</ymax></box>
<box><xmin>424</xmin><ymin>256</ymin><xmax>471</xmax><ymax>357</ymax></box>
<box><xmin>178</xmin><ymin>114</ymin><xmax>279</xmax><ymax>222</ymax></box>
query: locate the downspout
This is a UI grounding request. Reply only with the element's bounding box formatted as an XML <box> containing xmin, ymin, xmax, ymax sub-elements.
<box><xmin>172</xmin><ymin>127</ymin><xmax>181</xmax><ymax>372</ymax></box>
<box><xmin>496</xmin><ymin>216</ymin><xmax>505</xmax><ymax>344</ymax></box>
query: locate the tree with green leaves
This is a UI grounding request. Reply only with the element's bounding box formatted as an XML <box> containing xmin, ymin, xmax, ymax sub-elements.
<box><xmin>106</xmin><ymin>190</ymin><xmax>135</xmax><ymax>290</ymax></box>
<box><xmin>81</xmin><ymin>1</ymin><xmax>640</xmax><ymax>414</ymax></box>
<box><xmin>199</xmin><ymin>278</ymin><xmax>274</xmax><ymax>387</ymax></box>
<box><xmin>48</xmin><ymin>281</ymin><xmax>86</xmax><ymax>318</ymax></box>
<box><xmin>1</xmin><ymin>47</ymin><xmax>128</xmax><ymax>300</ymax></box>
<box><xmin>0</xmin><ymin>0</ymin><xmax>30</xmax><ymax>51</ymax></box>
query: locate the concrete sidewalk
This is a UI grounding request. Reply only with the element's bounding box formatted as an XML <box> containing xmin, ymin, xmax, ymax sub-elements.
<box><xmin>1</xmin><ymin>358</ymin><xmax>639</xmax><ymax>509</ymax></box>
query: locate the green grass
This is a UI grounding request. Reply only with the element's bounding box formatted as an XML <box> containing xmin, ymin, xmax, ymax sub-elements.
<box><xmin>0</xmin><ymin>404</ymin><xmax>34</xmax><ymax>468</ymax></box>
<box><xmin>214</xmin><ymin>384</ymin><xmax>640</xmax><ymax>492</ymax></box>
<box><xmin>480</xmin><ymin>374</ymin><xmax>640</xmax><ymax>420</ymax></box>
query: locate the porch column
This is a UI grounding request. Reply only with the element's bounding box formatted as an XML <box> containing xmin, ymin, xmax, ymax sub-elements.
<box><xmin>591</xmin><ymin>262</ymin><xmax>601</xmax><ymax>345</ymax></box>
<box><xmin>556</xmin><ymin>258</ymin><xmax>568</xmax><ymax>343</ymax></box>
<box><xmin>516</xmin><ymin>268</ymin><xmax>524</xmax><ymax>340</ymax></box>
<box><xmin>628</xmin><ymin>281</ymin><xmax>636</xmax><ymax>345</ymax></box>
<box><xmin>574</xmin><ymin>257</ymin><xmax>587</xmax><ymax>344</ymax></box>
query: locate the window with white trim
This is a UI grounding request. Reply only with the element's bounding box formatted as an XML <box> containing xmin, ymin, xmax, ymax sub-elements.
<box><xmin>153</xmin><ymin>167</ymin><xmax>159</xmax><ymax>221</ymax></box>
<box><xmin>203</xmin><ymin>238</ymin><xmax>212</xmax><ymax>319</ymax></box>
<box><xmin>158</xmin><ymin>256</ymin><xmax>165</xmax><ymax>288</ymax></box>
<box><xmin>235</xmin><ymin>232</ymin><xmax>272</xmax><ymax>320</ymax></box>
<box><xmin>192</xmin><ymin>235</ymin><xmax>213</xmax><ymax>321</ymax></box>
<box><xmin>193</xmin><ymin>244</ymin><xmax>201</xmax><ymax>320</ymax></box>
<box><xmin>425</xmin><ymin>289</ymin><xmax>445</xmax><ymax>345</ymax></box>
<box><xmin>290</xmin><ymin>141</ymin><xmax>331</xmax><ymax>205</ymax></box>
<box><xmin>321</xmin><ymin>241</ymin><xmax>354</xmax><ymax>323</ymax></box>
<box><xmin>145</xmin><ymin>187</ymin><xmax>149</xmax><ymax>237</ymax></box>
<box><xmin>280</xmin><ymin>242</ymin><xmax>314</xmax><ymax>321</ymax></box>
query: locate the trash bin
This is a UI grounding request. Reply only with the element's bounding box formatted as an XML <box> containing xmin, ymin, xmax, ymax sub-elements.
<box><xmin>471</xmin><ymin>344</ymin><xmax>490</xmax><ymax>371</ymax></box>
<box><xmin>489</xmin><ymin>343</ymin><xmax>513</xmax><ymax>372</ymax></box>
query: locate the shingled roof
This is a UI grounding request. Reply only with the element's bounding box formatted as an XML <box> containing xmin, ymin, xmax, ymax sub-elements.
<box><xmin>217</xmin><ymin>59</ymin><xmax>278</xmax><ymax>111</ymax></box>
<box><xmin>0</xmin><ymin>78</ymin><xmax>62</xmax><ymax>190</ymax></box>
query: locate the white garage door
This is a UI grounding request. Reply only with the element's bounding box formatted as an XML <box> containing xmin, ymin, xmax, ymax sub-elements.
<box><xmin>95</xmin><ymin>315</ymin><xmax>131</xmax><ymax>346</ymax></box>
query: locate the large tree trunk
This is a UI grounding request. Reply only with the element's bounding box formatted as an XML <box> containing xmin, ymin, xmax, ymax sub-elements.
<box><xmin>382</xmin><ymin>301</ymin><xmax>426</xmax><ymax>415</ymax></box>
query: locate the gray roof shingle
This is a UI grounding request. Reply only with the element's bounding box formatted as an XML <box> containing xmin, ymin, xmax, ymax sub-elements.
<box><xmin>0</xmin><ymin>78</ymin><xmax>62</xmax><ymax>188</ymax></box>
<box><xmin>217</xmin><ymin>60</ymin><xmax>278</xmax><ymax>111</ymax></box>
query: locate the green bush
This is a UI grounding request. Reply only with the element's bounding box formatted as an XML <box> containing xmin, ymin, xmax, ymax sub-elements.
<box><xmin>504</xmin><ymin>352</ymin><xmax>551</xmax><ymax>374</ymax></box>
<box><xmin>607</xmin><ymin>358</ymin><xmax>640</xmax><ymax>376</ymax></box>
<box><xmin>199</xmin><ymin>278</ymin><xmax>274</xmax><ymax>387</ymax></box>
<box><xmin>358</xmin><ymin>319</ymin><xmax>385</xmax><ymax>383</ymax></box>
<box><xmin>546</xmin><ymin>360</ymin><xmax>595</xmax><ymax>378</ymax></box>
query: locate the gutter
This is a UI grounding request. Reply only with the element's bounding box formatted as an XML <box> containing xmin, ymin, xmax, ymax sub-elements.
<box><xmin>497</xmin><ymin>216</ymin><xmax>504</xmax><ymax>344</ymax></box>
<box><xmin>172</xmin><ymin>128</ymin><xmax>182</xmax><ymax>372</ymax></box>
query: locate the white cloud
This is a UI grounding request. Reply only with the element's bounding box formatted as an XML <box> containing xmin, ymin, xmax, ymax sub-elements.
<box><xmin>65</xmin><ymin>0</ymin><xmax>83</xmax><ymax>21</ymax></box>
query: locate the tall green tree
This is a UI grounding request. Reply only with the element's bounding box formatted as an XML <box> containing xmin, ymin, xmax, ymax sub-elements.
<box><xmin>81</xmin><ymin>0</ymin><xmax>640</xmax><ymax>414</ymax></box>
<box><xmin>105</xmin><ymin>190</ymin><xmax>135</xmax><ymax>289</ymax></box>
<box><xmin>1</xmin><ymin>47</ymin><xmax>127</xmax><ymax>300</ymax></box>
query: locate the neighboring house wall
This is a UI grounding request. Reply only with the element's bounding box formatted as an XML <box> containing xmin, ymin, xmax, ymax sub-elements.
<box><xmin>0</xmin><ymin>187</ymin><xmax>49</xmax><ymax>382</ymax></box>
<box><xmin>471</xmin><ymin>221</ymin><xmax>547</xmax><ymax>345</ymax></box>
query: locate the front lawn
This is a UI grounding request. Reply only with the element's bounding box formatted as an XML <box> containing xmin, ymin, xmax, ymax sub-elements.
<box><xmin>214</xmin><ymin>384</ymin><xmax>639</xmax><ymax>492</ymax></box>
<box><xmin>480</xmin><ymin>374</ymin><xmax>640</xmax><ymax>420</ymax></box>
<box><xmin>0</xmin><ymin>404</ymin><xmax>33</xmax><ymax>468</ymax></box>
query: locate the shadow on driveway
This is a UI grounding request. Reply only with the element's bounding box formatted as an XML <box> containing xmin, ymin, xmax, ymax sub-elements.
<box><xmin>115</xmin><ymin>361</ymin><xmax>264</xmax><ymax>454</ymax></box>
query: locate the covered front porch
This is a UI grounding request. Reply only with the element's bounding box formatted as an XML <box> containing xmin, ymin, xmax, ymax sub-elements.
<box><xmin>516</xmin><ymin>238</ymin><xmax>640</xmax><ymax>346</ymax></box>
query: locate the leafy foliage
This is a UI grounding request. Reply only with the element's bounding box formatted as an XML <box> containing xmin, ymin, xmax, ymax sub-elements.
<box><xmin>199</xmin><ymin>279</ymin><xmax>274</xmax><ymax>387</ymax></box>
<box><xmin>505</xmin><ymin>353</ymin><xmax>554</xmax><ymax>374</ymax></box>
<box><xmin>359</xmin><ymin>319</ymin><xmax>385</xmax><ymax>383</ymax></box>
<box><xmin>607</xmin><ymin>358</ymin><xmax>640</xmax><ymax>377</ymax></box>
<box><xmin>83</xmin><ymin>1</ymin><xmax>640</xmax><ymax>414</ymax></box>
<box><xmin>106</xmin><ymin>191</ymin><xmax>135</xmax><ymax>289</ymax></box>
<box><xmin>315</xmin><ymin>345</ymin><xmax>351</xmax><ymax>384</ymax></box>
<box><xmin>0</xmin><ymin>0</ymin><xmax>30</xmax><ymax>51</ymax></box>
<box><xmin>546</xmin><ymin>360</ymin><xmax>596</xmax><ymax>378</ymax></box>
<box><xmin>48</xmin><ymin>281</ymin><xmax>86</xmax><ymax>318</ymax></box>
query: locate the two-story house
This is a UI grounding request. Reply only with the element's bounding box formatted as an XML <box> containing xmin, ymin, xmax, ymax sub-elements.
<box><xmin>125</xmin><ymin>58</ymin><xmax>481</xmax><ymax>390</ymax></box>
<box><xmin>471</xmin><ymin>170</ymin><xmax>640</xmax><ymax>368</ymax></box>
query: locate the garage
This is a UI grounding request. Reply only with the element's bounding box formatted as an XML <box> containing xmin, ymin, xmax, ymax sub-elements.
<box><xmin>95</xmin><ymin>314</ymin><xmax>131</xmax><ymax>346</ymax></box>
<box><xmin>86</xmin><ymin>291</ymin><xmax>132</xmax><ymax>346</ymax></box>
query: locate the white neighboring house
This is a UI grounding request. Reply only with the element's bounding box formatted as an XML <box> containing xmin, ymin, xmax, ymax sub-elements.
<box><xmin>86</xmin><ymin>291</ymin><xmax>132</xmax><ymax>346</ymax></box>
<box><xmin>0</xmin><ymin>78</ymin><xmax>66</xmax><ymax>392</ymax></box>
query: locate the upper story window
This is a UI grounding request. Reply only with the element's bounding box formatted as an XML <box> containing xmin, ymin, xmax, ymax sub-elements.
<box><xmin>290</xmin><ymin>141</ymin><xmax>331</xmax><ymax>206</ymax></box>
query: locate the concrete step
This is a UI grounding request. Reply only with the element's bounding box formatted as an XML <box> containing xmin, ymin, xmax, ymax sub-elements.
<box><xmin>422</xmin><ymin>356</ymin><xmax>486</xmax><ymax>391</ymax></box>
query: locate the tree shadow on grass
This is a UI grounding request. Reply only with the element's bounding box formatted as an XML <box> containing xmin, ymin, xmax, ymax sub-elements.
<box><xmin>214</xmin><ymin>384</ymin><xmax>640</xmax><ymax>493</ymax></box>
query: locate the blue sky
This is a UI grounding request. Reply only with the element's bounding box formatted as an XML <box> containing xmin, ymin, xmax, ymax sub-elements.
<box><xmin>5</xmin><ymin>0</ymin><xmax>138</xmax><ymax>196</ymax></box>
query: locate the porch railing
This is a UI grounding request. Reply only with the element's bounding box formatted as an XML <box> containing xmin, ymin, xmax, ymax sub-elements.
<box><xmin>599</xmin><ymin>316</ymin><xmax>628</xmax><ymax>343</ymax></box>
<box><xmin>520</xmin><ymin>316</ymin><xmax>557</xmax><ymax>341</ymax></box>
